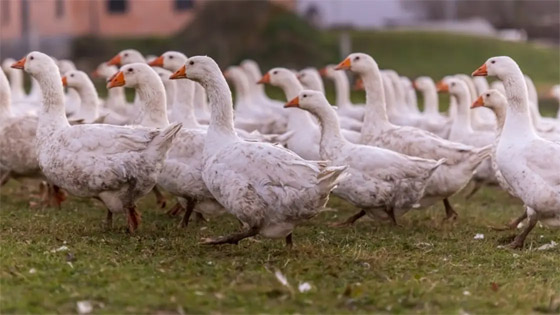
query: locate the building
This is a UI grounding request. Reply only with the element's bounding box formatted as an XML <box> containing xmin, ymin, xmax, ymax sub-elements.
<box><xmin>1</xmin><ymin>0</ymin><xmax>198</xmax><ymax>58</ymax></box>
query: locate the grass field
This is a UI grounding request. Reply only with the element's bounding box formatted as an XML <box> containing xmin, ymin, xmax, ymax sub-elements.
<box><xmin>1</xmin><ymin>181</ymin><xmax>559</xmax><ymax>313</ymax></box>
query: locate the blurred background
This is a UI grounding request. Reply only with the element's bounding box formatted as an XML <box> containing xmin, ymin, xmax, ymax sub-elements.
<box><xmin>1</xmin><ymin>0</ymin><xmax>559</xmax><ymax>112</ymax></box>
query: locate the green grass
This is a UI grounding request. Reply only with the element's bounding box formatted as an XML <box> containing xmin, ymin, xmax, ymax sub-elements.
<box><xmin>1</xmin><ymin>182</ymin><xmax>559</xmax><ymax>314</ymax></box>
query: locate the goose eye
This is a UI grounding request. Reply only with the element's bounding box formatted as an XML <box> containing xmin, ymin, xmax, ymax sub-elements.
<box><xmin>451</xmin><ymin>83</ymin><xmax>455</xmax><ymax>86</ymax></box>
<box><xmin>354</xmin><ymin>56</ymin><xmax>360</xmax><ymax>61</ymax></box>
<box><xmin>273</xmin><ymin>71</ymin><xmax>278</xmax><ymax>75</ymax></box>
<box><xmin>189</xmin><ymin>61</ymin><xmax>194</xmax><ymax>65</ymax></box>
<box><xmin>70</xmin><ymin>74</ymin><xmax>74</xmax><ymax>77</ymax></box>
<box><xmin>491</xmin><ymin>60</ymin><xmax>495</xmax><ymax>64</ymax></box>
<box><xmin>303</xmin><ymin>94</ymin><xmax>307</xmax><ymax>98</ymax></box>
<box><xmin>486</xmin><ymin>93</ymin><xmax>490</xmax><ymax>97</ymax></box>
<box><xmin>169</xmin><ymin>56</ymin><xmax>174</xmax><ymax>59</ymax></box>
<box><xmin>128</xmin><ymin>68</ymin><xmax>133</xmax><ymax>72</ymax></box>
<box><xmin>124</xmin><ymin>53</ymin><xmax>128</xmax><ymax>57</ymax></box>
<box><xmin>30</xmin><ymin>56</ymin><xmax>34</xmax><ymax>60</ymax></box>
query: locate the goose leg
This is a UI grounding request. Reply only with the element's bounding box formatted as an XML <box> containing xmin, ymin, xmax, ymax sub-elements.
<box><xmin>201</xmin><ymin>226</ymin><xmax>259</xmax><ymax>245</ymax></box>
<box><xmin>285</xmin><ymin>233</ymin><xmax>293</xmax><ymax>248</ymax></box>
<box><xmin>105</xmin><ymin>210</ymin><xmax>113</xmax><ymax>229</ymax></box>
<box><xmin>179</xmin><ymin>198</ymin><xmax>196</xmax><ymax>228</ymax></box>
<box><xmin>386</xmin><ymin>207</ymin><xmax>399</xmax><ymax>226</ymax></box>
<box><xmin>465</xmin><ymin>181</ymin><xmax>482</xmax><ymax>200</ymax></box>
<box><xmin>443</xmin><ymin>198</ymin><xmax>458</xmax><ymax>220</ymax></box>
<box><xmin>166</xmin><ymin>202</ymin><xmax>184</xmax><ymax>216</ymax></box>
<box><xmin>491</xmin><ymin>208</ymin><xmax>527</xmax><ymax>231</ymax></box>
<box><xmin>127</xmin><ymin>205</ymin><xmax>141</xmax><ymax>233</ymax></box>
<box><xmin>508</xmin><ymin>210</ymin><xmax>537</xmax><ymax>249</ymax></box>
<box><xmin>194</xmin><ymin>212</ymin><xmax>208</xmax><ymax>223</ymax></box>
<box><xmin>330</xmin><ymin>209</ymin><xmax>366</xmax><ymax>227</ymax></box>
<box><xmin>153</xmin><ymin>187</ymin><xmax>167</xmax><ymax>209</ymax></box>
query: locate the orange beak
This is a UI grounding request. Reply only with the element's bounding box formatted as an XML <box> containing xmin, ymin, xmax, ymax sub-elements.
<box><xmin>412</xmin><ymin>81</ymin><xmax>418</xmax><ymax>90</ymax></box>
<box><xmin>353</xmin><ymin>78</ymin><xmax>364</xmax><ymax>91</ymax></box>
<box><xmin>11</xmin><ymin>57</ymin><xmax>26</xmax><ymax>69</ymax></box>
<box><xmin>61</xmin><ymin>76</ymin><xmax>68</xmax><ymax>86</ymax></box>
<box><xmin>436</xmin><ymin>81</ymin><xmax>449</xmax><ymax>92</ymax></box>
<box><xmin>107</xmin><ymin>54</ymin><xmax>122</xmax><ymax>66</ymax></box>
<box><xmin>107</xmin><ymin>71</ymin><xmax>125</xmax><ymax>88</ymax></box>
<box><xmin>169</xmin><ymin>65</ymin><xmax>186</xmax><ymax>80</ymax></box>
<box><xmin>284</xmin><ymin>96</ymin><xmax>300</xmax><ymax>108</ymax></box>
<box><xmin>257</xmin><ymin>72</ymin><xmax>270</xmax><ymax>84</ymax></box>
<box><xmin>148</xmin><ymin>55</ymin><xmax>164</xmax><ymax>67</ymax></box>
<box><xmin>91</xmin><ymin>69</ymin><xmax>100</xmax><ymax>78</ymax></box>
<box><xmin>334</xmin><ymin>58</ymin><xmax>351</xmax><ymax>70</ymax></box>
<box><xmin>472</xmin><ymin>63</ymin><xmax>488</xmax><ymax>76</ymax></box>
<box><xmin>319</xmin><ymin>67</ymin><xmax>328</xmax><ymax>76</ymax></box>
<box><xmin>471</xmin><ymin>95</ymin><xmax>484</xmax><ymax>108</ymax></box>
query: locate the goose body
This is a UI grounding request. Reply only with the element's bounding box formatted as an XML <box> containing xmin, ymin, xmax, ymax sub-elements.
<box><xmin>172</xmin><ymin>56</ymin><xmax>347</xmax><ymax>245</ymax></box>
<box><xmin>413</xmin><ymin>76</ymin><xmax>451</xmax><ymax>138</ymax></box>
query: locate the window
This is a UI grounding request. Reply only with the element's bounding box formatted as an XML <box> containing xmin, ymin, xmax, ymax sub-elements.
<box><xmin>175</xmin><ymin>0</ymin><xmax>194</xmax><ymax>11</ymax></box>
<box><xmin>107</xmin><ymin>0</ymin><xmax>127</xmax><ymax>13</ymax></box>
<box><xmin>55</xmin><ymin>0</ymin><xmax>64</xmax><ymax>18</ymax></box>
<box><xmin>1</xmin><ymin>0</ymin><xmax>9</xmax><ymax>25</ymax></box>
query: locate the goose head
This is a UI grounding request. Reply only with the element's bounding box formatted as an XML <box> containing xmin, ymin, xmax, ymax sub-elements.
<box><xmin>472</xmin><ymin>56</ymin><xmax>520</xmax><ymax>79</ymax></box>
<box><xmin>296</xmin><ymin>68</ymin><xmax>323</xmax><ymax>92</ymax></box>
<box><xmin>335</xmin><ymin>53</ymin><xmax>376</xmax><ymax>75</ymax></box>
<box><xmin>11</xmin><ymin>52</ymin><xmax>58</xmax><ymax>77</ymax></box>
<box><xmin>107</xmin><ymin>63</ymin><xmax>161</xmax><ymax>89</ymax></box>
<box><xmin>413</xmin><ymin>76</ymin><xmax>435</xmax><ymax>92</ymax></box>
<box><xmin>169</xmin><ymin>56</ymin><xmax>221</xmax><ymax>85</ymax></box>
<box><xmin>149</xmin><ymin>51</ymin><xmax>187</xmax><ymax>72</ymax></box>
<box><xmin>284</xmin><ymin>90</ymin><xmax>327</xmax><ymax>113</ymax></box>
<box><xmin>62</xmin><ymin>70</ymin><xmax>91</xmax><ymax>90</ymax></box>
<box><xmin>550</xmin><ymin>85</ymin><xmax>560</xmax><ymax>100</ymax></box>
<box><xmin>319</xmin><ymin>65</ymin><xmax>336</xmax><ymax>79</ymax></box>
<box><xmin>2</xmin><ymin>58</ymin><xmax>17</xmax><ymax>73</ymax></box>
<box><xmin>471</xmin><ymin>89</ymin><xmax>507</xmax><ymax>111</ymax></box>
<box><xmin>92</xmin><ymin>62</ymin><xmax>118</xmax><ymax>79</ymax></box>
<box><xmin>257</xmin><ymin>67</ymin><xmax>297</xmax><ymax>88</ymax></box>
<box><xmin>107</xmin><ymin>49</ymin><xmax>145</xmax><ymax>67</ymax></box>
<box><xmin>240</xmin><ymin>59</ymin><xmax>262</xmax><ymax>81</ymax></box>
<box><xmin>436</xmin><ymin>77</ymin><xmax>469</xmax><ymax>98</ymax></box>
<box><xmin>222</xmin><ymin>66</ymin><xmax>244</xmax><ymax>81</ymax></box>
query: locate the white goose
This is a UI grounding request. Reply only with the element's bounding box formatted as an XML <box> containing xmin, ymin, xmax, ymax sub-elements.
<box><xmin>413</xmin><ymin>76</ymin><xmax>451</xmax><ymax>138</ymax></box>
<box><xmin>454</xmin><ymin>74</ymin><xmax>495</xmax><ymax>131</ymax></box>
<box><xmin>472</xmin><ymin>56</ymin><xmax>560</xmax><ymax>248</ymax></box>
<box><xmin>2</xmin><ymin>58</ymin><xmax>26</xmax><ymax>102</ymax></box>
<box><xmin>525</xmin><ymin>75</ymin><xmax>559</xmax><ymax>134</ymax></box>
<box><xmin>62</xmin><ymin>70</ymin><xmax>129</xmax><ymax>125</ymax></box>
<box><xmin>286</xmin><ymin>90</ymin><xmax>444</xmax><ymax>225</ymax></box>
<box><xmin>258</xmin><ymin>67</ymin><xmax>361</xmax><ymax>160</ymax></box>
<box><xmin>297</xmin><ymin>67</ymin><xmax>363</xmax><ymax>132</ymax></box>
<box><xmin>92</xmin><ymin>62</ymin><xmax>133</xmax><ymax>117</ymax></box>
<box><xmin>57</xmin><ymin>59</ymin><xmax>81</xmax><ymax>118</ymax></box>
<box><xmin>438</xmin><ymin>77</ymin><xmax>497</xmax><ymax>196</ymax></box>
<box><xmin>471</xmin><ymin>90</ymin><xmax>530</xmax><ymax>230</ymax></box>
<box><xmin>401</xmin><ymin>76</ymin><xmax>421</xmax><ymax>116</ymax></box>
<box><xmin>337</xmin><ymin>53</ymin><xmax>491</xmax><ymax>219</ymax></box>
<box><xmin>551</xmin><ymin>84</ymin><xmax>560</xmax><ymax>120</ymax></box>
<box><xmin>171</xmin><ymin>55</ymin><xmax>348</xmax><ymax>246</ymax></box>
<box><xmin>384</xmin><ymin>70</ymin><xmax>422</xmax><ymax>127</ymax></box>
<box><xmin>108</xmin><ymin>62</ymin><xmax>225</xmax><ymax>226</ymax></box>
<box><xmin>12</xmin><ymin>52</ymin><xmax>182</xmax><ymax>232</ymax></box>
<box><xmin>320</xmin><ymin>65</ymin><xmax>365</xmax><ymax>121</ymax></box>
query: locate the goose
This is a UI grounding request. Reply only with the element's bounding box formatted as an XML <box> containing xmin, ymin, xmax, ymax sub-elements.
<box><xmin>471</xmin><ymin>90</ymin><xmax>531</xmax><ymax>230</ymax></box>
<box><xmin>286</xmin><ymin>90</ymin><xmax>444</xmax><ymax>225</ymax></box>
<box><xmin>337</xmin><ymin>53</ymin><xmax>491</xmax><ymax>219</ymax></box>
<box><xmin>170</xmin><ymin>55</ymin><xmax>347</xmax><ymax>246</ymax></box>
<box><xmin>472</xmin><ymin>56</ymin><xmax>560</xmax><ymax>248</ymax></box>
<box><xmin>108</xmin><ymin>62</ymin><xmax>226</xmax><ymax>226</ymax></box>
<box><xmin>384</xmin><ymin>70</ymin><xmax>422</xmax><ymax>127</ymax></box>
<box><xmin>62</xmin><ymin>70</ymin><xmax>129</xmax><ymax>125</ymax></box>
<box><xmin>107</xmin><ymin>49</ymin><xmax>147</xmax><ymax>67</ymax></box>
<box><xmin>12</xmin><ymin>52</ymin><xmax>182</xmax><ymax>232</ymax></box>
<box><xmin>297</xmin><ymin>67</ymin><xmax>363</xmax><ymax>132</ymax></box>
<box><xmin>2</xmin><ymin>58</ymin><xmax>26</xmax><ymax>102</ymax></box>
<box><xmin>401</xmin><ymin>76</ymin><xmax>421</xmax><ymax>116</ymax></box>
<box><xmin>455</xmin><ymin>74</ymin><xmax>496</xmax><ymax>130</ymax></box>
<box><xmin>258</xmin><ymin>67</ymin><xmax>361</xmax><ymax>159</ymax></box>
<box><xmin>0</xmin><ymin>69</ymin><xmax>66</xmax><ymax>206</ymax></box>
<box><xmin>319</xmin><ymin>65</ymin><xmax>365</xmax><ymax>121</ymax></box>
<box><xmin>437</xmin><ymin>78</ymin><xmax>497</xmax><ymax>197</ymax></box>
<box><xmin>153</xmin><ymin>67</ymin><xmax>178</xmax><ymax>111</ymax></box>
<box><xmin>240</xmin><ymin>59</ymin><xmax>288</xmax><ymax>125</ymax></box>
<box><xmin>91</xmin><ymin>62</ymin><xmax>133</xmax><ymax>117</ymax></box>
<box><xmin>56</xmin><ymin>59</ymin><xmax>81</xmax><ymax>118</ymax></box>
<box><xmin>413</xmin><ymin>76</ymin><xmax>451</xmax><ymax>138</ymax></box>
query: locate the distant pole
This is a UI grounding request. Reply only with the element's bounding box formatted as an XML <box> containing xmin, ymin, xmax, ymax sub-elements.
<box><xmin>339</xmin><ymin>31</ymin><xmax>351</xmax><ymax>59</ymax></box>
<box><xmin>21</xmin><ymin>0</ymin><xmax>30</xmax><ymax>52</ymax></box>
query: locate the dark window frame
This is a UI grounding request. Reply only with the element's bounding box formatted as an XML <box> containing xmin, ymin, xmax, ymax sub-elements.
<box><xmin>55</xmin><ymin>0</ymin><xmax>64</xmax><ymax>18</ymax></box>
<box><xmin>107</xmin><ymin>0</ymin><xmax>128</xmax><ymax>14</ymax></box>
<box><xmin>174</xmin><ymin>0</ymin><xmax>194</xmax><ymax>11</ymax></box>
<box><xmin>1</xmin><ymin>0</ymin><xmax>10</xmax><ymax>25</ymax></box>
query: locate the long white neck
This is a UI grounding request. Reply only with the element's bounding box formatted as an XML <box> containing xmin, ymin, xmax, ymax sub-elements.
<box><xmin>74</xmin><ymin>80</ymin><xmax>100</xmax><ymax>121</ymax></box>
<box><xmin>173</xmin><ymin>79</ymin><xmax>200</xmax><ymax>128</ymax></box>
<box><xmin>361</xmin><ymin>67</ymin><xmax>391</xmax><ymax>142</ymax></box>
<box><xmin>490</xmin><ymin>105</ymin><xmax>506</xmax><ymax>137</ymax></box>
<box><xmin>230</xmin><ymin>71</ymin><xmax>253</xmax><ymax>111</ymax></box>
<box><xmin>278</xmin><ymin>78</ymin><xmax>317</xmax><ymax>129</ymax></box>
<box><xmin>406</xmin><ymin>87</ymin><xmax>420</xmax><ymax>114</ymax></box>
<box><xmin>421</xmin><ymin>82</ymin><xmax>439</xmax><ymax>115</ymax></box>
<box><xmin>310</xmin><ymin>104</ymin><xmax>347</xmax><ymax>156</ymax></box>
<box><xmin>136</xmin><ymin>80</ymin><xmax>170</xmax><ymax>128</ymax></box>
<box><xmin>202</xmin><ymin>72</ymin><xmax>238</xmax><ymax>156</ymax></box>
<box><xmin>452</xmin><ymin>91</ymin><xmax>473</xmax><ymax>133</ymax></box>
<box><xmin>107</xmin><ymin>85</ymin><xmax>126</xmax><ymax>105</ymax></box>
<box><xmin>0</xmin><ymin>72</ymin><xmax>13</xmax><ymax>118</ymax></box>
<box><xmin>332</xmin><ymin>71</ymin><xmax>351</xmax><ymax>107</ymax></box>
<box><xmin>194</xmin><ymin>83</ymin><xmax>209</xmax><ymax>116</ymax></box>
<box><xmin>382</xmin><ymin>75</ymin><xmax>399</xmax><ymax>121</ymax></box>
<box><xmin>501</xmin><ymin>71</ymin><xmax>537</xmax><ymax>139</ymax></box>
<box><xmin>35</xmin><ymin>70</ymin><xmax>71</xmax><ymax>141</ymax></box>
